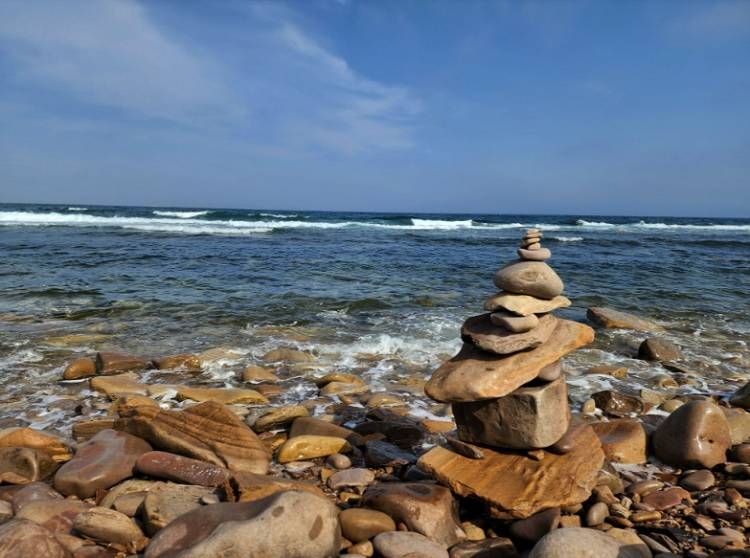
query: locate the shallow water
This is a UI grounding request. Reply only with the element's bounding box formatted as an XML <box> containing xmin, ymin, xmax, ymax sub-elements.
<box><xmin>1</xmin><ymin>203</ymin><xmax>748</xmax><ymax>431</ymax></box>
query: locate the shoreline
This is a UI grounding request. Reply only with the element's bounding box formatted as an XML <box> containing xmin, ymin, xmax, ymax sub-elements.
<box><xmin>0</xmin><ymin>306</ymin><xmax>750</xmax><ymax>558</ymax></box>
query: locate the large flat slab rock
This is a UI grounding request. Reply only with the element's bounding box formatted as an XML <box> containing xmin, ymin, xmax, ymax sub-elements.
<box><xmin>586</xmin><ymin>307</ymin><xmax>664</xmax><ymax>332</ymax></box>
<box><xmin>425</xmin><ymin>319</ymin><xmax>594</xmax><ymax>403</ymax></box>
<box><xmin>418</xmin><ymin>424</ymin><xmax>605</xmax><ymax>519</ymax></box>
<box><xmin>461</xmin><ymin>313</ymin><xmax>557</xmax><ymax>356</ymax></box>
<box><xmin>115</xmin><ymin>401</ymin><xmax>271</xmax><ymax>474</ymax></box>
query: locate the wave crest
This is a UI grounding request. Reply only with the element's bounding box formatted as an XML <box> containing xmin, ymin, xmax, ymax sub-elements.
<box><xmin>153</xmin><ymin>210</ymin><xmax>209</xmax><ymax>218</ymax></box>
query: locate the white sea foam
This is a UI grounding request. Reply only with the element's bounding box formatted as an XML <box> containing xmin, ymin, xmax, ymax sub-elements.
<box><xmin>576</xmin><ymin>219</ymin><xmax>615</xmax><ymax>227</ymax></box>
<box><xmin>259</xmin><ymin>212</ymin><xmax>299</xmax><ymax>219</ymax></box>
<box><xmin>554</xmin><ymin>236</ymin><xmax>583</xmax><ymax>242</ymax></box>
<box><xmin>152</xmin><ymin>210</ymin><xmax>209</xmax><ymax>218</ymax></box>
<box><xmin>67</xmin><ymin>206</ymin><xmax>88</xmax><ymax>211</ymax></box>
<box><xmin>410</xmin><ymin>218</ymin><xmax>473</xmax><ymax>229</ymax></box>
<box><xmin>575</xmin><ymin>219</ymin><xmax>750</xmax><ymax>232</ymax></box>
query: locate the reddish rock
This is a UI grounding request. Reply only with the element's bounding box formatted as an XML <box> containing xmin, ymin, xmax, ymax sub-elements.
<box><xmin>591</xmin><ymin>419</ymin><xmax>647</xmax><ymax>464</ymax></box>
<box><xmin>0</xmin><ymin>519</ymin><xmax>67</xmax><ymax>557</ymax></box>
<box><xmin>54</xmin><ymin>429</ymin><xmax>152</xmax><ymax>498</ymax></box>
<box><xmin>96</xmin><ymin>352</ymin><xmax>150</xmax><ymax>374</ymax></box>
<box><xmin>62</xmin><ymin>358</ymin><xmax>97</xmax><ymax>380</ymax></box>
<box><xmin>15</xmin><ymin>499</ymin><xmax>90</xmax><ymax>534</ymax></box>
<box><xmin>135</xmin><ymin>451</ymin><xmax>230</xmax><ymax>487</ymax></box>
<box><xmin>361</xmin><ymin>482</ymin><xmax>466</xmax><ymax>547</ymax></box>
<box><xmin>11</xmin><ymin>482</ymin><xmax>62</xmax><ymax>513</ymax></box>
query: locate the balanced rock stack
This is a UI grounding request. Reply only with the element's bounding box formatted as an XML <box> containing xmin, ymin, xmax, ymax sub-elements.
<box><xmin>420</xmin><ymin>229</ymin><xmax>603</xmax><ymax>518</ymax></box>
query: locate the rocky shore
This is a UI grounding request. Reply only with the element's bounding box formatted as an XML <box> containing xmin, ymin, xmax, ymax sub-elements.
<box><xmin>2</xmin><ymin>230</ymin><xmax>750</xmax><ymax>557</ymax></box>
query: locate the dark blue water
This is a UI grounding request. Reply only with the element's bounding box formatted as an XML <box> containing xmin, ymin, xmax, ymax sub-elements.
<box><xmin>1</xmin><ymin>203</ymin><xmax>748</xmax><ymax>430</ymax></box>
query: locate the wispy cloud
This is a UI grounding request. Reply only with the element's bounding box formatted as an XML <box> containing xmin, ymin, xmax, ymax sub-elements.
<box><xmin>0</xmin><ymin>0</ymin><xmax>420</xmax><ymax>154</ymax></box>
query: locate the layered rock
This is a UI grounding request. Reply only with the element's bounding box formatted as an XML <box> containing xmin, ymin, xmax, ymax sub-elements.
<box><xmin>115</xmin><ymin>400</ymin><xmax>271</xmax><ymax>474</ymax></box>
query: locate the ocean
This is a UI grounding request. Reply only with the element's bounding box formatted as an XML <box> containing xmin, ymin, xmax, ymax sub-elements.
<box><xmin>1</xmin><ymin>203</ymin><xmax>748</xmax><ymax>430</ymax></box>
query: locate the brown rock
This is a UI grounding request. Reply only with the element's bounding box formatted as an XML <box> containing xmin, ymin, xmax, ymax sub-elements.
<box><xmin>0</xmin><ymin>519</ymin><xmax>67</xmax><ymax>557</ymax></box>
<box><xmin>449</xmin><ymin>537</ymin><xmax>519</xmax><ymax>558</ymax></box>
<box><xmin>494</xmin><ymin>261</ymin><xmax>564</xmax><ymax>300</ymax></box>
<box><xmin>461</xmin><ymin>313</ymin><xmax>557</xmax><ymax>356</ymax></box>
<box><xmin>10</xmin><ymin>482</ymin><xmax>62</xmax><ymax>513</ymax></box>
<box><xmin>418</xmin><ymin>424</ymin><xmax>605</xmax><ymax>519</ymax></box>
<box><xmin>425</xmin><ymin>319</ymin><xmax>595</xmax><ymax>403</ymax></box>
<box><xmin>289</xmin><ymin>417</ymin><xmax>364</xmax><ymax>446</ymax></box>
<box><xmin>591</xmin><ymin>391</ymin><xmax>643</xmax><ymax>417</ymax></box>
<box><xmin>231</xmin><ymin>471</ymin><xmax>325</xmax><ymax>503</ymax></box>
<box><xmin>591</xmin><ymin>420</ymin><xmax>648</xmax><ymax>464</ymax></box>
<box><xmin>63</xmin><ymin>358</ymin><xmax>97</xmax><ymax>380</ymax></box>
<box><xmin>15</xmin><ymin>499</ymin><xmax>90</xmax><ymax>534</ymax></box>
<box><xmin>641</xmin><ymin>487</ymin><xmax>689</xmax><ymax>510</ymax></box>
<box><xmin>681</xmin><ymin>470</ymin><xmax>715</xmax><ymax>491</ymax></box>
<box><xmin>96</xmin><ymin>352</ymin><xmax>150</xmax><ymax>373</ymax></box>
<box><xmin>0</xmin><ymin>428</ymin><xmax>71</xmax><ymax>462</ymax></box>
<box><xmin>327</xmin><ymin>468</ymin><xmax>376</xmax><ymax>491</ymax></box>
<box><xmin>373</xmin><ymin>531</ymin><xmax>449</xmax><ymax>558</ymax></box>
<box><xmin>489</xmin><ymin>311</ymin><xmax>539</xmax><ymax>333</ymax></box>
<box><xmin>585</xmin><ymin>365</ymin><xmax>628</xmax><ymax>378</ymax></box>
<box><xmin>313</xmin><ymin>373</ymin><xmax>365</xmax><ymax>387</ymax></box>
<box><xmin>144</xmin><ymin>490</ymin><xmax>340</xmax><ymax>558</ymax></box>
<box><xmin>537</xmin><ymin>360</ymin><xmax>562</xmax><ymax>382</ymax></box>
<box><xmin>277</xmin><ymin>435</ymin><xmax>351</xmax><ymax>463</ymax></box>
<box><xmin>361</xmin><ymin>482</ymin><xmax>466</xmax><ymax>547</ymax></box>
<box><xmin>339</xmin><ymin>508</ymin><xmax>396</xmax><ymax>543</ymax></box>
<box><xmin>115</xmin><ymin>401</ymin><xmax>271</xmax><ymax>474</ymax></box>
<box><xmin>453</xmin><ymin>375</ymin><xmax>570</xmax><ymax>449</ymax></box>
<box><xmin>518</xmin><ymin>247</ymin><xmax>551</xmax><ymax>261</ymax></box>
<box><xmin>176</xmin><ymin>386</ymin><xmax>268</xmax><ymax>405</ymax></box>
<box><xmin>262</xmin><ymin>347</ymin><xmax>314</xmax><ymax>363</ymax></box>
<box><xmin>652</xmin><ymin>400</ymin><xmax>731</xmax><ymax>468</ymax></box>
<box><xmin>154</xmin><ymin>354</ymin><xmax>201</xmax><ymax>371</ymax></box>
<box><xmin>53</xmin><ymin>429</ymin><xmax>151</xmax><ymax>499</ymax></box>
<box><xmin>723</xmin><ymin>407</ymin><xmax>750</xmax><ymax>445</ymax></box>
<box><xmin>142</xmin><ymin>484</ymin><xmax>216</xmax><ymax>535</ymax></box>
<box><xmin>72</xmin><ymin>507</ymin><xmax>147</xmax><ymax>552</ymax></box>
<box><xmin>509</xmin><ymin>508</ymin><xmax>560</xmax><ymax>543</ymax></box>
<box><xmin>730</xmin><ymin>381</ymin><xmax>750</xmax><ymax>409</ymax></box>
<box><xmin>135</xmin><ymin>451</ymin><xmax>230</xmax><ymax>487</ymax></box>
<box><xmin>72</xmin><ymin>418</ymin><xmax>117</xmax><ymax>441</ymax></box>
<box><xmin>90</xmin><ymin>372</ymin><xmax>148</xmax><ymax>397</ymax></box>
<box><xmin>586</xmin><ymin>307</ymin><xmax>664</xmax><ymax>332</ymax></box>
<box><xmin>241</xmin><ymin>365</ymin><xmax>279</xmax><ymax>383</ymax></box>
<box><xmin>638</xmin><ymin>338</ymin><xmax>682</xmax><ymax>362</ymax></box>
<box><xmin>252</xmin><ymin>406</ymin><xmax>309</xmax><ymax>433</ymax></box>
<box><xmin>364</xmin><ymin>440</ymin><xmax>416</xmax><ymax>467</ymax></box>
<box><xmin>484</xmin><ymin>293</ymin><xmax>571</xmax><ymax>316</ymax></box>
<box><xmin>0</xmin><ymin>447</ymin><xmax>58</xmax><ymax>484</ymax></box>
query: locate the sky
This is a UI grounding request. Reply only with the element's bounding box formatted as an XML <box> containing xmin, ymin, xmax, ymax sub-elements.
<box><xmin>0</xmin><ymin>0</ymin><xmax>748</xmax><ymax>217</ymax></box>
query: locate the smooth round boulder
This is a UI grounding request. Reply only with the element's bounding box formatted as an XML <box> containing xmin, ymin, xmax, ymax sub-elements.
<box><xmin>529</xmin><ymin>527</ymin><xmax>645</xmax><ymax>558</ymax></box>
<box><xmin>652</xmin><ymin>400</ymin><xmax>731</xmax><ymax>468</ymax></box>
<box><xmin>518</xmin><ymin>247</ymin><xmax>551</xmax><ymax>261</ymax></box>
<box><xmin>591</xmin><ymin>420</ymin><xmax>647</xmax><ymax>464</ymax></box>
<box><xmin>638</xmin><ymin>338</ymin><xmax>682</xmax><ymax>362</ymax></box>
<box><xmin>72</xmin><ymin>507</ymin><xmax>147</xmax><ymax>552</ymax></box>
<box><xmin>339</xmin><ymin>508</ymin><xmax>396</xmax><ymax>542</ymax></box>
<box><xmin>493</xmin><ymin>261</ymin><xmax>564</xmax><ymax>300</ymax></box>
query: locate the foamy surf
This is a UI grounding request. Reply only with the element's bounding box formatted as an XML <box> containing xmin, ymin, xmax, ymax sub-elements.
<box><xmin>152</xmin><ymin>210</ymin><xmax>210</xmax><ymax>218</ymax></box>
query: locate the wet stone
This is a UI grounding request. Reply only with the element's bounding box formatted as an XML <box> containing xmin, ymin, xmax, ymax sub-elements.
<box><xmin>592</xmin><ymin>391</ymin><xmax>644</xmax><ymax>418</ymax></box>
<box><xmin>681</xmin><ymin>470</ymin><xmax>716</xmax><ymax>491</ymax></box>
<box><xmin>135</xmin><ymin>451</ymin><xmax>230</xmax><ymax>487</ymax></box>
<box><xmin>509</xmin><ymin>508</ymin><xmax>560</xmax><ymax>543</ymax></box>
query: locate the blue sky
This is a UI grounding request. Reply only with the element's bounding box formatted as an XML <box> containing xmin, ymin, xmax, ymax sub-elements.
<box><xmin>0</xmin><ymin>0</ymin><xmax>748</xmax><ymax>217</ymax></box>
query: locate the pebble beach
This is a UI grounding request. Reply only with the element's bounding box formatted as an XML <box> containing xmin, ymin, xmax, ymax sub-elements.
<box><xmin>2</xmin><ymin>205</ymin><xmax>750</xmax><ymax>557</ymax></box>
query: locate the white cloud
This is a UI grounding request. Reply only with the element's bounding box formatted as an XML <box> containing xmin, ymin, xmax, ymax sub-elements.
<box><xmin>0</xmin><ymin>0</ymin><xmax>420</xmax><ymax>154</ymax></box>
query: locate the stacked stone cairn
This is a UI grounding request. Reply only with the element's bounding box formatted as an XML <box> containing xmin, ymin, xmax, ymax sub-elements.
<box><xmin>420</xmin><ymin>229</ymin><xmax>602</xmax><ymax>519</ymax></box>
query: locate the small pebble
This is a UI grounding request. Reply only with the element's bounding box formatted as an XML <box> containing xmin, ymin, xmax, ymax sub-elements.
<box><xmin>327</xmin><ymin>453</ymin><xmax>352</xmax><ymax>470</ymax></box>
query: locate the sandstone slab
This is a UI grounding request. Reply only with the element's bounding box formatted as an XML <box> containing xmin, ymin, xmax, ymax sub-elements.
<box><xmin>54</xmin><ymin>429</ymin><xmax>152</xmax><ymax>498</ymax></box>
<box><xmin>144</xmin><ymin>490</ymin><xmax>340</xmax><ymax>558</ymax></box>
<box><xmin>90</xmin><ymin>372</ymin><xmax>148</xmax><ymax>397</ymax></box>
<box><xmin>418</xmin><ymin>424</ymin><xmax>605</xmax><ymax>519</ymax></box>
<box><xmin>116</xmin><ymin>401</ymin><xmax>271</xmax><ymax>474</ymax></box>
<box><xmin>361</xmin><ymin>482</ymin><xmax>465</xmax><ymax>547</ymax></box>
<box><xmin>453</xmin><ymin>375</ymin><xmax>570</xmax><ymax>449</ymax></box>
<box><xmin>176</xmin><ymin>386</ymin><xmax>268</xmax><ymax>405</ymax></box>
<box><xmin>490</xmin><ymin>311</ymin><xmax>539</xmax><ymax>333</ymax></box>
<box><xmin>252</xmin><ymin>405</ymin><xmax>309</xmax><ymax>432</ymax></box>
<box><xmin>484</xmin><ymin>293</ymin><xmax>571</xmax><ymax>316</ymax></box>
<box><xmin>426</xmin><ymin>319</ymin><xmax>594</xmax><ymax>403</ymax></box>
<box><xmin>586</xmin><ymin>307</ymin><xmax>664</xmax><ymax>332</ymax></box>
<box><xmin>494</xmin><ymin>261</ymin><xmax>564</xmax><ymax>300</ymax></box>
<box><xmin>154</xmin><ymin>354</ymin><xmax>201</xmax><ymax>371</ymax></box>
<box><xmin>461</xmin><ymin>313</ymin><xmax>557</xmax><ymax>355</ymax></box>
<box><xmin>277</xmin><ymin>435</ymin><xmax>351</xmax><ymax>463</ymax></box>
<box><xmin>0</xmin><ymin>428</ymin><xmax>71</xmax><ymax>462</ymax></box>
<box><xmin>230</xmin><ymin>471</ymin><xmax>325</xmax><ymax>503</ymax></box>
<box><xmin>96</xmin><ymin>352</ymin><xmax>150</xmax><ymax>373</ymax></box>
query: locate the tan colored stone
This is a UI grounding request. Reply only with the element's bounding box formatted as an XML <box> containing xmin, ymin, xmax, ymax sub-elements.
<box><xmin>252</xmin><ymin>406</ymin><xmax>309</xmax><ymax>432</ymax></box>
<box><xmin>72</xmin><ymin>418</ymin><xmax>117</xmax><ymax>441</ymax></box>
<box><xmin>425</xmin><ymin>319</ymin><xmax>595</xmax><ymax>403</ymax></box>
<box><xmin>453</xmin><ymin>375</ymin><xmax>570</xmax><ymax>449</ymax></box>
<box><xmin>586</xmin><ymin>307</ymin><xmax>664</xmax><ymax>332</ymax></box>
<box><xmin>484</xmin><ymin>293</ymin><xmax>571</xmax><ymax>317</ymax></box>
<box><xmin>231</xmin><ymin>471</ymin><xmax>325</xmax><ymax>503</ymax></box>
<box><xmin>109</xmin><ymin>394</ymin><xmax>160</xmax><ymax>416</ymax></box>
<box><xmin>461</xmin><ymin>313</ymin><xmax>557</xmax><ymax>355</ymax></box>
<box><xmin>72</xmin><ymin>507</ymin><xmax>147</xmax><ymax>552</ymax></box>
<box><xmin>489</xmin><ymin>310</ymin><xmax>540</xmax><ymax>332</ymax></box>
<box><xmin>262</xmin><ymin>347</ymin><xmax>314</xmax><ymax>363</ymax></box>
<box><xmin>422</xmin><ymin>419</ymin><xmax>455</xmax><ymax>433</ymax></box>
<box><xmin>313</xmin><ymin>373</ymin><xmax>364</xmax><ymax>386</ymax></box>
<box><xmin>494</xmin><ymin>261</ymin><xmax>564</xmax><ymax>300</ymax></box>
<box><xmin>241</xmin><ymin>365</ymin><xmax>279</xmax><ymax>383</ymax></box>
<box><xmin>586</xmin><ymin>365</ymin><xmax>628</xmax><ymax>378</ymax></box>
<box><xmin>276</xmin><ymin>435</ymin><xmax>351</xmax><ymax>463</ymax></box>
<box><xmin>339</xmin><ymin>508</ymin><xmax>396</xmax><ymax>543</ymax></box>
<box><xmin>176</xmin><ymin>386</ymin><xmax>268</xmax><ymax>405</ymax></box>
<box><xmin>62</xmin><ymin>358</ymin><xmax>97</xmax><ymax>380</ymax></box>
<box><xmin>96</xmin><ymin>352</ymin><xmax>150</xmax><ymax>373</ymax></box>
<box><xmin>0</xmin><ymin>448</ymin><xmax>58</xmax><ymax>484</ymax></box>
<box><xmin>90</xmin><ymin>372</ymin><xmax>148</xmax><ymax>397</ymax></box>
<box><xmin>418</xmin><ymin>424</ymin><xmax>605</xmax><ymax>519</ymax></box>
<box><xmin>0</xmin><ymin>428</ymin><xmax>71</xmax><ymax>462</ymax></box>
<box><xmin>320</xmin><ymin>382</ymin><xmax>369</xmax><ymax>396</ymax></box>
<box><xmin>115</xmin><ymin>401</ymin><xmax>271</xmax><ymax>474</ymax></box>
<box><xmin>518</xmin><ymin>247</ymin><xmax>551</xmax><ymax>261</ymax></box>
<box><xmin>154</xmin><ymin>354</ymin><xmax>201</xmax><ymax>370</ymax></box>
<box><xmin>591</xmin><ymin>420</ymin><xmax>647</xmax><ymax>464</ymax></box>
